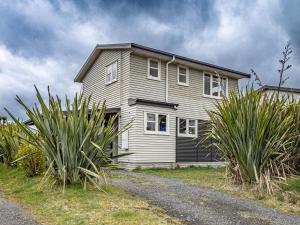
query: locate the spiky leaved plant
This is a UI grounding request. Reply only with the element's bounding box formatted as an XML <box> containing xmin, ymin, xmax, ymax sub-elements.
<box><xmin>201</xmin><ymin>85</ymin><xmax>300</xmax><ymax>194</ymax></box>
<box><xmin>6</xmin><ymin>86</ymin><xmax>130</xmax><ymax>188</ymax></box>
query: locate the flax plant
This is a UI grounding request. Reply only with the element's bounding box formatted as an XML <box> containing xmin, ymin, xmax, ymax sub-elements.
<box><xmin>6</xmin><ymin>86</ymin><xmax>130</xmax><ymax>188</ymax></box>
<box><xmin>202</xmin><ymin>86</ymin><xmax>300</xmax><ymax>194</ymax></box>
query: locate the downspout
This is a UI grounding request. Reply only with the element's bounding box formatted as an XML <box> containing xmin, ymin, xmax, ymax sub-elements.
<box><xmin>166</xmin><ymin>56</ymin><xmax>175</xmax><ymax>102</ymax></box>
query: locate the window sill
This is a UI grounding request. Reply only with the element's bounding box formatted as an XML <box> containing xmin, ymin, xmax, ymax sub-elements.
<box><xmin>147</xmin><ymin>76</ymin><xmax>161</xmax><ymax>81</ymax></box>
<box><xmin>106</xmin><ymin>79</ymin><xmax>118</xmax><ymax>86</ymax></box>
<box><xmin>177</xmin><ymin>82</ymin><xmax>189</xmax><ymax>87</ymax></box>
<box><xmin>203</xmin><ymin>94</ymin><xmax>223</xmax><ymax>100</ymax></box>
<box><xmin>178</xmin><ymin>134</ymin><xmax>197</xmax><ymax>138</ymax></box>
<box><xmin>144</xmin><ymin>131</ymin><xmax>170</xmax><ymax>136</ymax></box>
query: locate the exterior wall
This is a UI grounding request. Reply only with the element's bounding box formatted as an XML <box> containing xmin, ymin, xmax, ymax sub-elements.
<box><xmin>130</xmin><ymin>53</ymin><xmax>239</xmax><ymax>120</ymax></box>
<box><xmin>168</xmin><ymin>64</ymin><xmax>238</xmax><ymax>120</ymax></box>
<box><xmin>126</xmin><ymin>53</ymin><xmax>239</xmax><ymax>164</ymax></box>
<box><xmin>264</xmin><ymin>90</ymin><xmax>300</xmax><ymax>101</ymax></box>
<box><xmin>81</xmin><ymin>49</ymin><xmax>136</xmax><ymax>162</ymax></box>
<box><xmin>176</xmin><ymin>119</ymin><xmax>220</xmax><ymax>162</ymax></box>
<box><xmin>126</xmin><ymin>104</ymin><xmax>177</xmax><ymax>163</ymax></box>
<box><xmin>82</xmin><ymin>50</ymin><xmax>123</xmax><ymax>108</ymax></box>
<box><xmin>129</xmin><ymin>54</ymin><xmax>166</xmax><ymax>102</ymax></box>
<box><xmin>117</xmin><ymin>50</ymin><xmax>136</xmax><ymax>162</ymax></box>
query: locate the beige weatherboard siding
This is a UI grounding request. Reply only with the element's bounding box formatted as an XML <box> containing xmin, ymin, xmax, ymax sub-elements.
<box><xmin>74</xmin><ymin>43</ymin><xmax>250</xmax><ymax>167</ymax></box>
<box><xmin>258</xmin><ymin>85</ymin><xmax>300</xmax><ymax>101</ymax></box>
<box><xmin>129</xmin><ymin>54</ymin><xmax>166</xmax><ymax>102</ymax></box>
<box><xmin>130</xmin><ymin>53</ymin><xmax>239</xmax><ymax>120</ymax></box>
<box><xmin>128</xmin><ymin>104</ymin><xmax>176</xmax><ymax>163</ymax></box>
<box><xmin>82</xmin><ymin>49</ymin><xmax>122</xmax><ymax>108</ymax></box>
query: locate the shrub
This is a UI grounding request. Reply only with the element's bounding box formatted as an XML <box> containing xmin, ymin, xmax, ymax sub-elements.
<box><xmin>15</xmin><ymin>142</ymin><xmax>46</xmax><ymax>177</ymax></box>
<box><xmin>202</xmin><ymin>86</ymin><xmax>300</xmax><ymax>194</ymax></box>
<box><xmin>6</xmin><ymin>86</ymin><xmax>130</xmax><ymax>188</ymax></box>
<box><xmin>0</xmin><ymin>123</ymin><xmax>22</xmax><ymax>166</ymax></box>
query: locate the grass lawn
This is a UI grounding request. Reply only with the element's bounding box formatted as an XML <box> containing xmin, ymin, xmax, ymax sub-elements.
<box><xmin>0</xmin><ymin>164</ymin><xmax>180</xmax><ymax>225</ymax></box>
<box><xmin>138</xmin><ymin>166</ymin><xmax>300</xmax><ymax>215</ymax></box>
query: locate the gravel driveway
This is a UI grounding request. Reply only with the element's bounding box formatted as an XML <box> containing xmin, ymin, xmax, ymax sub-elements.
<box><xmin>0</xmin><ymin>193</ymin><xmax>38</xmax><ymax>225</ymax></box>
<box><xmin>112</xmin><ymin>170</ymin><xmax>300</xmax><ymax>225</ymax></box>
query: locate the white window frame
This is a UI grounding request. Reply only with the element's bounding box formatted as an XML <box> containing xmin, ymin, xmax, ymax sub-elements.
<box><xmin>105</xmin><ymin>61</ymin><xmax>118</xmax><ymax>85</ymax></box>
<box><xmin>144</xmin><ymin>112</ymin><xmax>169</xmax><ymax>135</ymax></box>
<box><xmin>203</xmin><ymin>72</ymin><xmax>228</xmax><ymax>99</ymax></box>
<box><xmin>177</xmin><ymin>118</ymin><xmax>198</xmax><ymax>137</ymax></box>
<box><xmin>177</xmin><ymin>65</ymin><xmax>189</xmax><ymax>86</ymax></box>
<box><xmin>147</xmin><ymin>58</ymin><xmax>161</xmax><ymax>81</ymax></box>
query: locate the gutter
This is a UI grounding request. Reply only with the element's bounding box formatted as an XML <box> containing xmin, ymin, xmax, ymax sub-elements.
<box><xmin>166</xmin><ymin>56</ymin><xmax>176</xmax><ymax>102</ymax></box>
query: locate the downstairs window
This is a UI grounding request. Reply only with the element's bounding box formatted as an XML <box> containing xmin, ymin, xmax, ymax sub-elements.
<box><xmin>145</xmin><ymin>112</ymin><xmax>169</xmax><ymax>134</ymax></box>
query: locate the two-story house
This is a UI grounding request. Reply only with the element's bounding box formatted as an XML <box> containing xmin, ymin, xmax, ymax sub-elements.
<box><xmin>74</xmin><ymin>43</ymin><xmax>250</xmax><ymax>168</ymax></box>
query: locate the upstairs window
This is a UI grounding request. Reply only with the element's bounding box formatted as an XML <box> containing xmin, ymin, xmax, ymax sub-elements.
<box><xmin>144</xmin><ymin>112</ymin><xmax>169</xmax><ymax>134</ymax></box>
<box><xmin>106</xmin><ymin>61</ymin><xmax>118</xmax><ymax>84</ymax></box>
<box><xmin>203</xmin><ymin>73</ymin><xmax>227</xmax><ymax>98</ymax></box>
<box><xmin>178</xmin><ymin>118</ymin><xmax>197</xmax><ymax>137</ymax></box>
<box><xmin>177</xmin><ymin>66</ymin><xmax>189</xmax><ymax>86</ymax></box>
<box><xmin>148</xmin><ymin>58</ymin><xmax>161</xmax><ymax>80</ymax></box>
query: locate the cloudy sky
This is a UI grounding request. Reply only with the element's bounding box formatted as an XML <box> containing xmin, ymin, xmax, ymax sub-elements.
<box><xmin>0</xmin><ymin>0</ymin><xmax>299</xmax><ymax>119</ymax></box>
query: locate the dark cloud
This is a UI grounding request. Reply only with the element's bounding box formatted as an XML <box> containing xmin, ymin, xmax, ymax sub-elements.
<box><xmin>0</xmin><ymin>0</ymin><xmax>299</xmax><ymax>120</ymax></box>
<box><xmin>279</xmin><ymin>1</ymin><xmax>300</xmax><ymax>54</ymax></box>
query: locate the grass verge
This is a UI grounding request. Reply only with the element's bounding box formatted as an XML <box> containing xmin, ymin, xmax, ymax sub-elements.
<box><xmin>138</xmin><ymin>166</ymin><xmax>300</xmax><ymax>215</ymax></box>
<box><xmin>0</xmin><ymin>164</ymin><xmax>180</xmax><ymax>225</ymax></box>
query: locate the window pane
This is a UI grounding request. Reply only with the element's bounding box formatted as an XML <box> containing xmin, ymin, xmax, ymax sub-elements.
<box><xmin>188</xmin><ymin>127</ymin><xmax>196</xmax><ymax>135</ymax></box>
<box><xmin>179</xmin><ymin>67</ymin><xmax>186</xmax><ymax>74</ymax></box>
<box><xmin>158</xmin><ymin>115</ymin><xmax>167</xmax><ymax>132</ymax></box>
<box><xmin>150</xmin><ymin>68</ymin><xmax>158</xmax><ymax>78</ymax></box>
<box><xmin>204</xmin><ymin>74</ymin><xmax>211</xmax><ymax>95</ymax></box>
<box><xmin>146</xmin><ymin>122</ymin><xmax>155</xmax><ymax>131</ymax></box>
<box><xmin>106</xmin><ymin>65</ymin><xmax>112</xmax><ymax>82</ymax></box>
<box><xmin>221</xmin><ymin>78</ymin><xmax>227</xmax><ymax>96</ymax></box>
<box><xmin>112</xmin><ymin>62</ymin><xmax>117</xmax><ymax>80</ymax></box>
<box><xmin>179</xmin><ymin>74</ymin><xmax>186</xmax><ymax>83</ymax></box>
<box><xmin>147</xmin><ymin>113</ymin><xmax>156</xmax><ymax>122</ymax></box>
<box><xmin>212</xmin><ymin>76</ymin><xmax>219</xmax><ymax>96</ymax></box>
<box><xmin>179</xmin><ymin>119</ymin><xmax>186</xmax><ymax>134</ymax></box>
<box><xmin>106</xmin><ymin>73</ymin><xmax>111</xmax><ymax>82</ymax></box>
<box><xmin>150</xmin><ymin>60</ymin><xmax>158</xmax><ymax>68</ymax></box>
<box><xmin>189</xmin><ymin>119</ymin><xmax>195</xmax><ymax>126</ymax></box>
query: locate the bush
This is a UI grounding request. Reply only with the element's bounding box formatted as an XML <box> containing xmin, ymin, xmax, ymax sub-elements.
<box><xmin>15</xmin><ymin>142</ymin><xmax>46</xmax><ymax>177</ymax></box>
<box><xmin>6</xmin><ymin>86</ymin><xmax>130</xmax><ymax>189</ymax></box>
<box><xmin>0</xmin><ymin>123</ymin><xmax>22</xmax><ymax>166</ymax></box>
<box><xmin>202</xmin><ymin>86</ymin><xmax>300</xmax><ymax>194</ymax></box>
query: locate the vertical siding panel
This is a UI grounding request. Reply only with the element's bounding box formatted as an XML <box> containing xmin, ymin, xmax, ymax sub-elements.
<box><xmin>176</xmin><ymin>119</ymin><xmax>221</xmax><ymax>162</ymax></box>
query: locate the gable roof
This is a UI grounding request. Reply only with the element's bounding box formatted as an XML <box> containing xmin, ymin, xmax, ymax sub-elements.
<box><xmin>258</xmin><ymin>85</ymin><xmax>300</xmax><ymax>94</ymax></box>
<box><xmin>74</xmin><ymin>43</ymin><xmax>251</xmax><ymax>82</ymax></box>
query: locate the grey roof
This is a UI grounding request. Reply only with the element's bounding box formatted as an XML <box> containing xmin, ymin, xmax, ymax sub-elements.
<box><xmin>74</xmin><ymin>43</ymin><xmax>251</xmax><ymax>82</ymax></box>
<box><xmin>258</xmin><ymin>85</ymin><xmax>300</xmax><ymax>94</ymax></box>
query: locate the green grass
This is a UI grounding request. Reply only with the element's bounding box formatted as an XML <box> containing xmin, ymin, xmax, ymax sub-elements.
<box><xmin>139</xmin><ymin>166</ymin><xmax>300</xmax><ymax>215</ymax></box>
<box><xmin>283</xmin><ymin>177</ymin><xmax>300</xmax><ymax>192</ymax></box>
<box><xmin>139</xmin><ymin>166</ymin><xmax>226</xmax><ymax>189</ymax></box>
<box><xmin>0</xmin><ymin>164</ymin><xmax>180</xmax><ymax>225</ymax></box>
